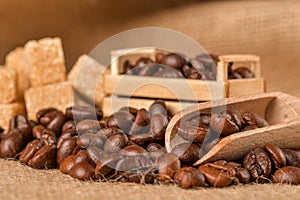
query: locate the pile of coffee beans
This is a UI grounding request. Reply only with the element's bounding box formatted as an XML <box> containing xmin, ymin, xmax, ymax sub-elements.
<box><xmin>123</xmin><ymin>53</ymin><xmax>255</xmax><ymax>80</ymax></box>
<box><xmin>0</xmin><ymin>102</ymin><xmax>299</xmax><ymax>189</ymax></box>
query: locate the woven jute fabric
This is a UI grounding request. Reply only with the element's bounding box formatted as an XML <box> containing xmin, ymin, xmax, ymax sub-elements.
<box><xmin>0</xmin><ymin>159</ymin><xmax>299</xmax><ymax>200</ymax></box>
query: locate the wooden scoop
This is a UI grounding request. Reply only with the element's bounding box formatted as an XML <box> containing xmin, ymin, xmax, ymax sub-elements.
<box><xmin>165</xmin><ymin>92</ymin><xmax>300</xmax><ymax>166</ymax></box>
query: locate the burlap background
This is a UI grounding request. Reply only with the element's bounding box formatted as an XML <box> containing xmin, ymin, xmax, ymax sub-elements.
<box><xmin>0</xmin><ymin>0</ymin><xmax>300</xmax><ymax>199</ymax></box>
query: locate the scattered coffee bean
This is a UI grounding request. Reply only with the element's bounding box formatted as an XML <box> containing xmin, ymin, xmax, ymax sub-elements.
<box><xmin>174</xmin><ymin>167</ymin><xmax>206</xmax><ymax>189</ymax></box>
<box><xmin>69</xmin><ymin>162</ymin><xmax>95</xmax><ymax>180</ymax></box>
<box><xmin>104</xmin><ymin>133</ymin><xmax>128</xmax><ymax>153</ymax></box>
<box><xmin>264</xmin><ymin>144</ymin><xmax>286</xmax><ymax>168</ymax></box>
<box><xmin>282</xmin><ymin>149</ymin><xmax>300</xmax><ymax>168</ymax></box>
<box><xmin>37</xmin><ymin>108</ymin><xmax>66</xmax><ymax>136</ymax></box>
<box><xmin>273</xmin><ymin>166</ymin><xmax>300</xmax><ymax>185</ymax></box>
<box><xmin>242</xmin><ymin>112</ymin><xmax>269</xmax><ymax>128</ymax></box>
<box><xmin>157</xmin><ymin>153</ymin><xmax>181</xmax><ymax>182</ymax></box>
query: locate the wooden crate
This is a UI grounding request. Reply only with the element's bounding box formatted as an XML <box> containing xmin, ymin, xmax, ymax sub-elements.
<box><xmin>218</xmin><ymin>55</ymin><xmax>265</xmax><ymax>97</ymax></box>
<box><xmin>105</xmin><ymin>47</ymin><xmax>228</xmax><ymax>101</ymax></box>
<box><xmin>102</xmin><ymin>95</ymin><xmax>197</xmax><ymax>116</ymax></box>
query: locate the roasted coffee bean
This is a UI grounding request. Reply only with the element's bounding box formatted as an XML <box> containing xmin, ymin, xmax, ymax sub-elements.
<box><xmin>198</xmin><ymin>163</ymin><xmax>235</xmax><ymax>187</ymax></box>
<box><xmin>87</xmin><ymin>147</ymin><xmax>107</xmax><ymax>165</ymax></box>
<box><xmin>149</xmin><ymin>100</ymin><xmax>167</xmax><ymax>117</ymax></box>
<box><xmin>119</xmin><ymin>107</ymin><xmax>139</xmax><ymax>117</ymax></box>
<box><xmin>74</xmin><ymin>150</ymin><xmax>91</xmax><ymax>164</ymax></box>
<box><xmin>115</xmin><ymin>156</ymin><xmax>153</xmax><ymax>173</ymax></box>
<box><xmin>147</xmin><ymin>143</ymin><xmax>163</xmax><ymax>152</ymax></box>
<box><xmin>77</xmin><ymin>133</ymin><xmax>103</xmax><ymax>149</ymax></box>
<box><xmin>188</xmin><ymin>114</ymin><xmax>211</xmax><ymax>127</ymax></box>
<box><xmin>62</xmin><ymin>120</ymin><xmax>76</xmax><ymax>133</ymax></box>
<box><xmin>210</xmin><ymin>110</ymin><xmax>241</xmax><ymax>136</ymax></box>
<box><xmin>123</xmin><ymin>60</ymin><xmax>136</xmax><ymax>74</ymax></box>
<box><xmin>106</xmin><ymin>111</ymin><xmax>134</xmax><ymax>133</ymax></box>
<box><xmin>95</xmin><ymin>154</ymin><xmax>124</xmax><ymax>179</ymax></box>
<box><xmin>159</xmin><ymin>53</ymin><xmax>186</xmax><ymax>69</ymax></box>
<box><xmin>37</xmin><ymin>108</ymin><xmax>66</xmax><ymax>136</ymax></box>
<box><xmin>146</xmin><ymin>143</ymin><xmax>165</xmax><ymax>162</ymax></box>
<box><xmin>119</xmin><ymin>145</ymin><xmax>147</xmax><ymax>157</ymax></box>
<box><xmin>273</xmin><ymin>166</ymin><xmax>300</xmax><ymax>185</ymax></box>
<box><xmin>59</xmin><ymin>155</ymin><xmax>76</xmax><ymax>174</ymax></box>
<box><xmin>282</xmin><ymin>149</ymin><xmax>300</xmax><ymax>168</ymax></box>
<box><xmin>157</xmin><ymin>153</ymin><xmax>181</xmax><ymax>182</ymax></box>
<box><xmin>174</xmin><ymin>167</ymin><xmax>206</xmax><ymax>189</ymax></box>
<box><xmin>65</xmin><ymin>105</ymin><xmax>103</xmax><ymax>121</ymax></box>
<box><xmin>96</xmin><ymin>127</ymin><xmax>124</xmax><ymax>139</ymax></box>
<box><xmin>129</xmin><ymin>109</ymin><xmax>150</xmax><ymax>135</ymax></box>
<box><xmin>242</xmin><ymin>112</ymin><xmax>269</xmax><ymax>128</ymax></box>
<box><xmin>138</xmin><ymin>63</ymin><xmax>161</xmax><ymax>76</ymax></box>
<box><xmin>171</xmin><ymin>143</ymin><xmax>201</xmax><ymax>164</ymax></box>
<box><xmin>9</xmin><ymin>114</ymin><xmax>30</xmax><ymax>130</ymax></box>
<box><xmin>56</xmin><ymin>137</ymin><xmax>77</xmax><ymax>165</ymax></box>
<box><xmin>155</xmin><ymin>52</ymin><xmax>164</xmax><ymax>63</ymax></box>
<box><xmin>28</xmin><ymin>144</ymin><xmax>56</xmax><ymax>169</ymax></box>
<box><xmin>150</xmin><ymin>114</ymin><xmax>168</xmax><ymax>141</ymax></box>
<box><xmin>125</xmin><ymin>172</ymin><xmax>155</xmax><ymax>184</ymax></box>
<box><xmin>32</xmin><ymin>125</ymin><xmax>57</xmax><ymax>145</ymax></box>
<box><xmin>176</xmin><ymin>123</ymin><xmax>208</xmax><ymax>143</ymax></box>
<box><xmin>233</xmin><ymin>67</ymin><xmax>255</xmax><ymax>79</ymax></box>
<box><xmin>243</xmin><ymin>147</ymin><xmax>272</xmax><ymax>182</ymax></box>
<box><xmin>128</xmin><ymin>133</ymin><xmax>156</xmax><ymax>145</ymax></box>
<box><xmin>103</xmin><ymin>133</ymin><xmax>128</xmax><ymax>153</ymax></box>
<box><xmin>19</xmin><ymin>139</ymin><xmax>43</xmax><ymax>164</ymax></box>
<box><xmin>152</xmin><ymin>66</ymin><xmax>184</xmax><ymax>78</ymax></box>
<box><xmin>135</xmin><ymin>57</ymin><xmax>153</xmax><ymax>67</ymax></box>
<box><xmin>76</xmin><ymin>119</ymin><xmax>102</xmax><ymax>134</ymax></box>
<box><xmin>0</xmin><ymin>130</ymin><xmax>26</xmax><ymax>158</ymax></box>
<box><xmin>225</xmin><ymin>161</ymin><xmax>250</xmax><ymax>184</ymax></box>
<box><xmin>264</xmin><ymin>144</ymin><xmax>286</xmax><ymax>168</ymax></box>
<box><xmin>69</xmin><ymin>162</ymin><xmax>95</xmax><ymax>180</ymax></box>
<box><xmin>57</xmin><ymin>128</ymin><xmax>78</xmax><ymax>149</ymax></box>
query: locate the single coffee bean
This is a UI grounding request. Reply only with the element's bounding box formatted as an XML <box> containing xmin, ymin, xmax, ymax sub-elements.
<box><xmin>157</xmin><ymin>153</ymin><xmax>181</xmax><ymax>182</ymax></box>
<box><xmin>149</xmin><ymin>100</ymin><xmax>167</xmax><ymax>117</ymax></box>
<box><xmin>125</xmin><ymin>172</ymin><xmax>155</xmax><ymax>184</ymax></box>
<box><xmin>171</xmin><ymin>143</ymin><xmax>201</xmax><ymax>164</ymax></box>
<box><xmin>147</xmin><ymin>143</ymin><xmax>163</xmax><ymax>152</ymax></box>
<box><xmin>37</xmin><ymin>108</ymin><xmax>66</xmax><ymax>136</ymax></box>
<box><xmin>65</xmin><ymin>105</ymin><xmax>103</xmax><ymax>121</ymax></box>
<box><xmin>282</xmin><ymin>149</ymin><xmax>300</xmax><ymax>168</ymax></box>
<box><xmin>135</xmin><ymin>57</ymin><xmax>153</xmax><ymax>67</ymax></box>
<box><xmin>87</xmin><ymin>147</ymin><xmax>107</xmax><ymax>165</ymax></box>
<box><xmin>0</xmin><ymin>130</ymin><xmax>26</xmax><ymax>158</ymax></box>
<box><xmin>159</xmin><ymin>53</ymin><xmax>186</xmax><ymax>69</ymax></box>
<box><xmin>147</xmin><ymin>143</ymin><xmax>165</xmax><ymax>162</ymax></box>
<box><xmin>59</xmin><ymin>155</ymin><xmax>76</xmax><ymax>174</ymax></box>
<box><xmin>188</xmin><ymin>114</ymin><xmax>211</xmax><ymax>127</ymax></box>
<box><xmin>19</xmin><ymin>139</ymin><xmax>43</xmax><ymax>164</ymax></box>
<box><xmin>56</xmin><ymin>137</ymin><xmax>77</xmax><ymax>165</ymax></box>
<box><xmin>128</xmin><ymin>133</ymin><xmax>156</xmax><ymax>145</ymax></box>
<box><xmin>57</xmin><ymin>128</ymin><xmax>78</xmax><ymax>149</ymax></box>
<box><xmin>129</xmin><ymin>109</ymin><xmax>150</xmax><ymax>135</ymax></box>
<box><xmin>74</xmin><ymin>150</ymin><xmax>91</xmax><ymax>164</ymax></box>
<box><xmin>115</xmin><ymin>156</ymin><xmax>153</xmax><ymax>173</ymax></box>
<box><xmin>119</xmin><ymin>145</ymin><xmax>147</xmax><ymax>157</ymax></box>
<box><xmin>242</xmin><ymin>112</ymin><xmax>269</xmax><ymax>128</ymax></box>
<box><xmin>150</xmin><ymin>114</ymin><xmax>169</xmax><ymax>141</ymax></box>
<box><xmin>226</xmin><ymin>162</ymin><xmax>250</xmax><ymax>184</ymax></box>
<box><xmin>264</xmin><ymin>144</ymin><xmax>286</xmax><ymax>168</ymax></box>
<box><xmin>273</xmin><ymin>166</ymin><xmax>300</xmax><ymax>185</ymax></box>
<box><xmin>95</xmin><ymin>154</ymin><xmax>124</xmax><ymax>179</ymax></box>
<box><xmin>28</xmin><ymin>144</ymin><xmax>56</xmax><ymax>169</ymax></box>
<box><xmin>152</xmin><ymin>66</ymin><xmax>184</xmax><ymax>78</ymax></box>
<box><xmin>210</xmin><ymin>110</ymin><xmax>241</xmax><ymax>136</ymax></box>
<box><xmin>174</xmin><ymin>167</ymin><xmax>206</xmax><ymax>189</ymax></box>
<box><xmin>9</xmin><ymin>114</ymin><xmax>30</xmax><ymax>130</ymax></box>
<box><xmin>233</xmin><ymin>67</ymin><xmax>255</xmax><ymax>78</ymax></box>
<box><xmin>103</xmin><ymin>133</ymin><xmax>128</xmax><ymax>153</ymax></box>
<box><xmin>106</xmin><ymin>111</ymin><xmax>134</xmax><ymax>133</ymax></box>
<box><xmin>76</xmin><ymin>119</ymin><xmax>102</xmax><ymax>134</ymax></box>
<box><xmin>62</xmin><ymin>120</ymin><xmax>76</xmax><ymax>133</ymax></box>
<box><xmin>118</xmin><ymin>107</ymin><xmax>139</xmax><ymax>117</ymax></box>
<box><xmin>243</xmin><ymin>147</ymin><xmax>272</xmax><ymax>182</ymax></box>
<box><xmin>176</xmin><ymin>123</ymin><xmax>208</xmax><ymax>143</ymax></box>
<box><xmin>77</xmin><ymin>133</ymin><xmax>103</xmax><ymax>149</ymax></box>
<box><xmin>69</xmin><ymin>162</ymin><xmax>95</xmax><ymax>180</ymax></box>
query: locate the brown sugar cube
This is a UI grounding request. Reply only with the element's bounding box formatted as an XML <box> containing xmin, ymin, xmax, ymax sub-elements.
<box><xmin>0</xmin><ymin>67</ymin><xmax>17</xmax><ymax>104</ymax></box>
<box><xmin>0</xmin><ymin>102</ymin><xmax>25</xmax><ymax>131</ymax></box>
<box><xmin>68</xmin><ymin>54</ymin><xmax>107</xmax><ymax>106</ymax></box>
<box><xmin>5</xmin><ymin>47</ymin><xmax>31</xmax><ymax>101</ymax></box>
<box><xmin>24</xmin><ymin>82</ymin><xmax>74</xmax><ymax>121</ymax></box>
<box><xmin>24</xmin><ymin>37</ymin><xmax>66</xmax><ymax>87</ymax></box>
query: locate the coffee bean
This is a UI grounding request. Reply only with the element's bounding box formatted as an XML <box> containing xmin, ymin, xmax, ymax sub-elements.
<box><xmin>76</xmin><ymin>120</ymin><xmax>102</xmax><ymax>134</ymax></box>
<box><xmin>146</xmin><ymin>143</ymin><xmax>165</xmax><ymax>162</ymax></box>
<box><xmin>57</xmin><ymin>128</ymin><xmax>78</xmax><ymax>149</ymax></box>
<box><xmin>155</xmin><ymin>52</ymin><xmax>164</xmax><ymax>63</ymax></box>
<box><xmin>157</xmin><ymin>153</ymin><xmax>181</xmax><ymax>182</ymax></box>
<box><xmin>233</xmin><ymin>67</ymin><xmax>255</xmax><ymax>79</ymax></box>
<box><xmin>176</xmin><ymin>123</ymin><xmax>208</xmax><ymax>143</ymax></box>
<box><xmin>119</xmin><ymin>145</ymin><xmax>147</xmax><ymax>157</ymax></box>
<box><xmin>152</xmin><ymin>66</ymin><xmax>184</xmax><ymax>78</ymax></box>
<box><xmin>242</xmin><ymin>112</ymin><xmax>269</xmax><ymax>128</ymax></box>
<box><xmin>150</xmin><ymin>114</ymin><xmax>168</xmax><ymax>141</ymax></box>
<box><xmin>69</xmin><ymin>162</ymin><xmax>95</xmax><ymax>180</ymax></box>
<box><xmin>0</xmin><ymin>130</ymin><xmax>26</xmax><ymax>158</ymax></box>
<box><xmin>198</xmin><ymin>163</ymin><xmax>235</xmax><ymax>187</ymax></box>
<box><xmin>19</xmin><ymin>139</ymin><xmax>43</xmax><ymax>164</ymax></box>
<box><xmin>95</xmin><ymin>154</ymin><xmax>124</xmax><ymax>179</ymax></box>
<box><xmin>77</xmin><ymin>133</ymin><xmax>103</xmax><ymax>149</ymax></box>
<box><xmin>135</xmin><ymin>57</ymin><xmax>153</xmax><ymax>67</ymax></box>
<box><xmin>115</xmin><ymin>156</ymin><xmax>153</xmax><ymax>173</ymax></box>
<box><xmin>125</xmin><ymin>172</ymin><xmax>155</xmax><ymax>184</ymax></box>
<box><xmin>264</xmin><ymin>144</ymin><xmax>286</xmax><ymax>168</ymax></box>
<box><xmin>106</xmin><ymin>111</ymin><xmax>134</xmax><ymax>133</ymax></box>
<box><xmin>65</xmin><ymin>105</ymin><xmax>103</xmax><ymax>122</ymax></box>
<box><xmin>159</xmin><ymin>53</ymin><xmax>186</xmax><ymax>69</ymax></box>
<box><xmin>147</xmin><ymin>143</ymin><xmax>163</xmax><ymax>152</ymax></box>
<box><xmin>129</xmin><ymin>109</ymin><xmax>150</xmax><ymax>135</ymax></box>
<box><xmin>9</xmin><ymin>114</ymin><xmax>30</xmax><ymax>131</ymax></box>
<box><xmin>74</xmin><ymin>150</ymin><xmax>91</xmax><ymax>164</ymax></box>
<box><xmin>188</xmin><ymin>114</ymin><xmax>211</xmax><ymax>127</ymax></box>
<box><xmin>282</xmin><ymin>149</ymin><xmax>300</xmax><ymax>168</ymax></box>
<box><xmin>128</xmin><ymin>133</ymin><xmax>156</xmax><ymax>146</ymax></box>
<box><xmin>103</xmin><ymin>133</ymin><xmax>128</xmax><ymax>153</ymax></box>
<box><xmin>32</xmin><ymin>125</ymin><xmax>57</xmax><ymax>144</ymax></box>
<box><xmin>226</xmin><ymin>162</ymin><xmax>250</xmax><ymax>184</ymax></box>
<box><xmin>87</xmin><ymin>147</ymin><xmax>107</xmax><ymax>165</ymax></box>
<box><xmin>59</xmin><ymin>155</ymin><xmax>76</xmax><ymax>174</ymax></box>
<box><xmin>149</xmin><ymin>100</ymin><xmax>167</xmax><ymax>117</ymax></box>
<box><xmin>56</xmin><ymin>137</ymin><xmax>77</xmax><ymax>165</ymax></box>
<box><xmin>210</xmin><ymin>110</ymin><xmax>241</xmax><ymax>136</ymax></box>
<box><xmin>62</xmin><ymin>120</ymin><xmax>76</xmax><ymax>133</ymax></box>
<box><xmin>171</xmin><ymin>143</ymin><xmax>201</xmax><ymax>164</ymax></box>
<box><xmin>174</xmin><ymin>167</ymin><xmax>205</xmax><ymax>189</ymax></box>
<box><xmin>243</xmin><ymin>147</ymin><xmax>272</xmax><ymax>182</ymax></box>
<box><xmin>273</xmin><ymin>166</ymin><xmax>300</xmax><ymax>185</ymax></box>
<box><xmin>118</xmin><ymin>107</ymin><xmax>139</xmax><ymax>117</ymax></box>
<box><xmin>28</xmin><ymin>144</ymin><xmax>56</xmax><ymax>169</ymax></box>
<box><xmin>37</xmin><ymin>108</ymin><xmax>66</xmax><ymax>136</ymax></box>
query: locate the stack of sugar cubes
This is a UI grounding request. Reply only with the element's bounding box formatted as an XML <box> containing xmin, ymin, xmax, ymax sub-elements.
<box><xmin>1</xmin><ymin>37</ymin><xmax>105</xmax><ymax>130</ymax></box>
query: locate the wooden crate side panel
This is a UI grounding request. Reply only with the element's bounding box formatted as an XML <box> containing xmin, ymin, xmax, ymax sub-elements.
<box><xmin>228</xmin><ymin>78</ymin><xmax>265</xmax><ymax>97</ymax></box>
